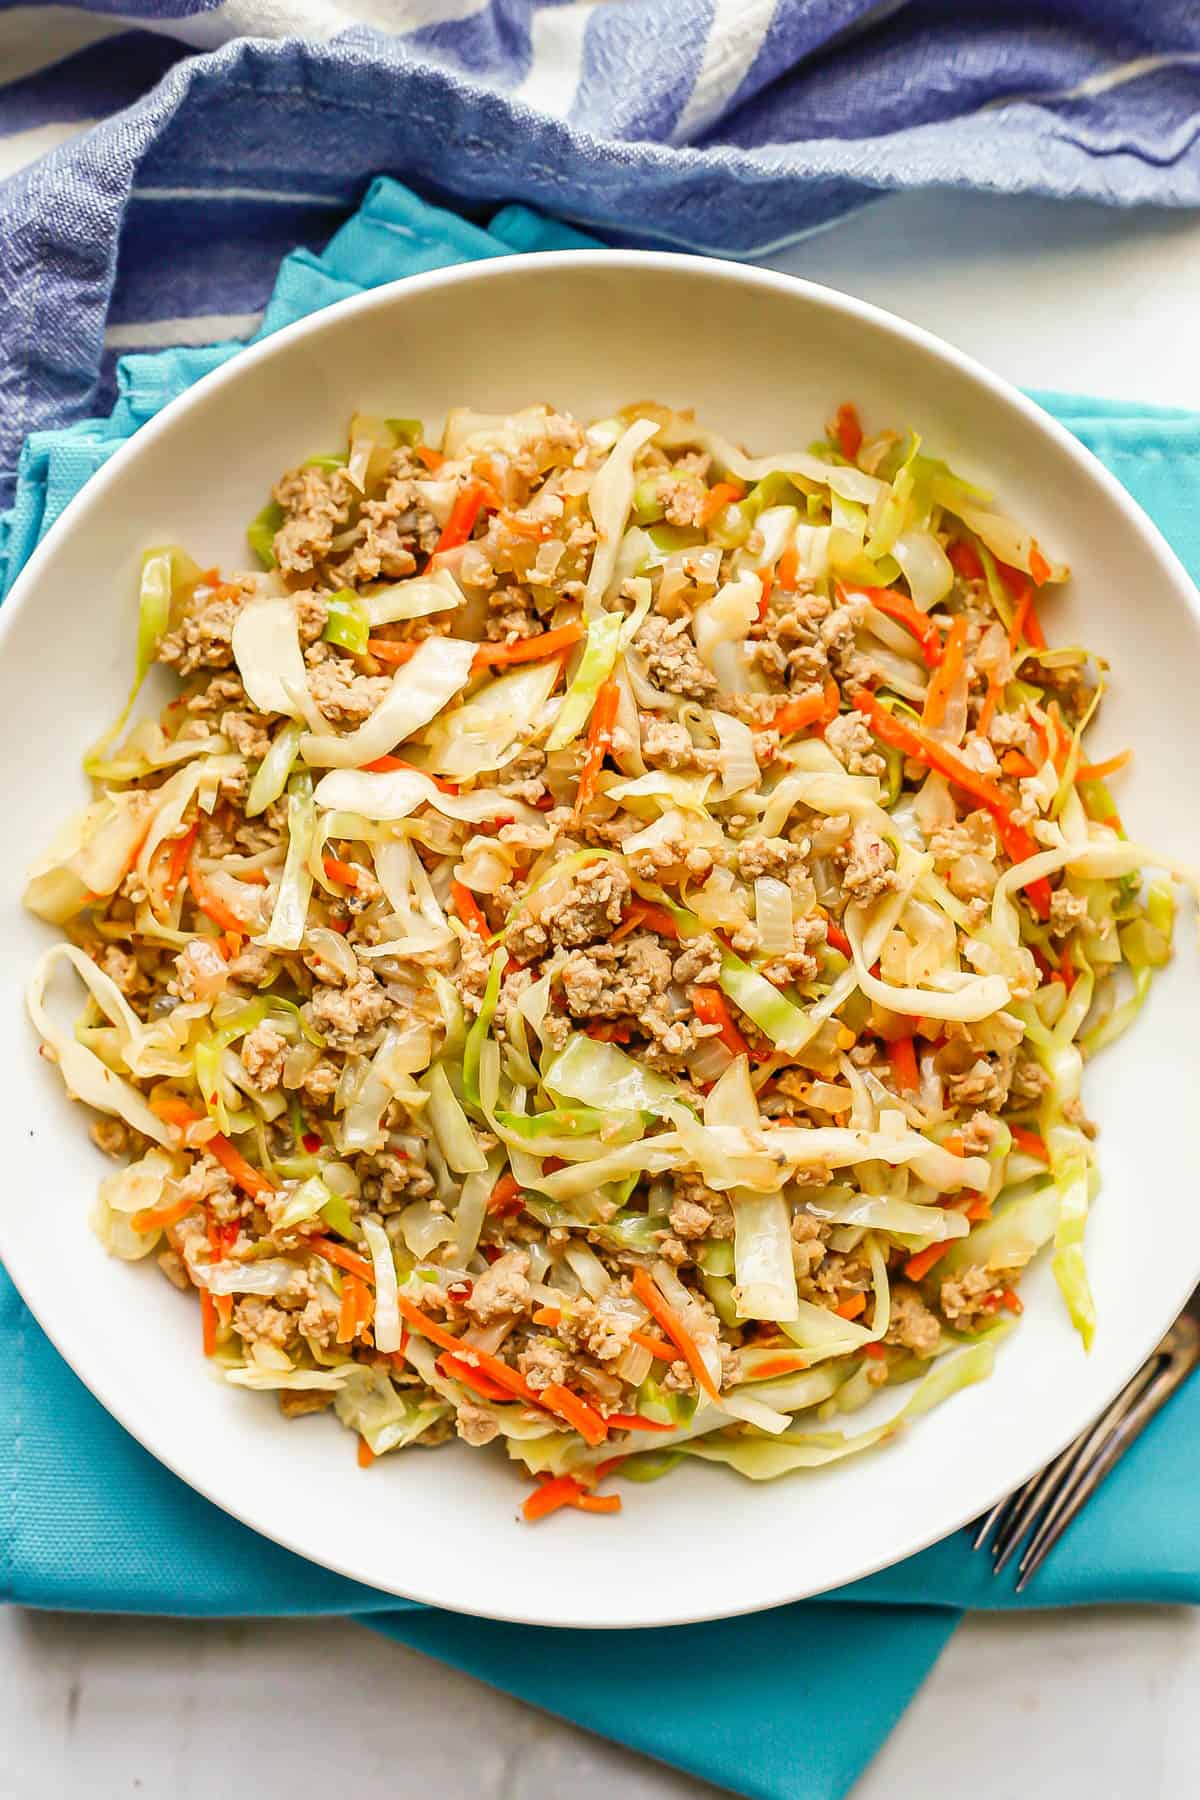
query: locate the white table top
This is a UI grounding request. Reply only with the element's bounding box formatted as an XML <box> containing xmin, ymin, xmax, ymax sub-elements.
<box><xmin>6</xmin><ymin>185</ymin><xmax>1200</xmax><ymax>1800</ymax></box>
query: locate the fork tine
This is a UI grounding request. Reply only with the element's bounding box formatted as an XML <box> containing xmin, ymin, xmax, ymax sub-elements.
<box><xmin>972</xmin><ymin>1489</ymin><xmax>1022</xmax><ymax>1552</ymax></box>
<box><xmin>1016</xmin><ymin>1350</ymin><xmax>1190</xmax><ymax>1589</ymax></box>
<box><xmin>989</xmin><ymin>1444</ymin><xmax>1074</xmax><ymax>1573</ymax></box>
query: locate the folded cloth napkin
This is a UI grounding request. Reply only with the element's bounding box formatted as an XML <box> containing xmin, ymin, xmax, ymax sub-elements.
<box><xmin>5</xmin><ymin>180</ymin><xmax>1200</xmax><ymax>1800</ymax></box>
<box><xmin>4</xmin><ymin>3</ymin><xmax>1200</xmax><ymax>492</ymax></box>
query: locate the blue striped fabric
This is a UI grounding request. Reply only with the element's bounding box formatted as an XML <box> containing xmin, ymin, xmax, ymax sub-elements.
<box><xmin>2</xmin><ymin>2</ymin><xmax>1200</xmax><ymax>500</ymax></box>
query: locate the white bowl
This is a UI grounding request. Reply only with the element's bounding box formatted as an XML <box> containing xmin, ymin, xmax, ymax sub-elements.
<box><xmin>1</xmin><ymin>253</ymin><xmax>1197</xmax><ymax>1630</ymax></box>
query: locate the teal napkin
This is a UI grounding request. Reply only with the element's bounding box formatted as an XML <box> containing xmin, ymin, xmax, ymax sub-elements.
<box><xmin>4</xmin><ymin>178</ymin><xmax>1200</xmax><ymax>1800</ymax></box>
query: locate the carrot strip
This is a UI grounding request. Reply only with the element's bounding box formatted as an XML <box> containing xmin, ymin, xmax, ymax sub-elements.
<box><xmin>531</xmin><ymin>1306</ymin><xmax>561</xmax><ymax>1328</ymax></box>
<box><xmin>438</xmin><ymin>1353</ymin><xmax>513</xmax><ymax>1402</ymax></box>
<box><xmin>337</xmin><ymin>1277</ymin><xmax>361</xmax><ymax>1344</ymax></box>
<box><xmin>1076</xmin><ymin>749</ymin><xmax>1130</xmax><ymax>782</ymax></box>
<box><xmin>630</xmin><ymin>1268</ymin><xmax>721</xmax><ymax>1403</ymax></box>
<box><xmin>757</xmin><ymin>568</ymin><xmax>773</xmax><ymax>623</ymax></box>
<box><xmin>629</xmin><ymin>1329</ymin><xmax>679</xmax><ymax>1361</ymax></box>
<box><xmin>1006</xmin><ymin>578</ymin><xmax>1045</xmax><ymax>651</ymax></box>
<box><xmin>613</xmin><ymin>899</ymin><xmax>679</xmax><ymax>943</ymax></box>
<box><xmin>849</xmin><ymin>583</ymin><xmax>942</xmax><ymax>669</ymax></box>
<box><xmin>776</xmin><ymin>543</ymin><xmax>800</xmax><ymax>593</ymax></box>
<box><xmin>861</xmin><ymin>1340</ymin><xmax>888</xmax><ymax>1362</ymax></box>
<box><xmin>835</xmin><ymin>402</ymin><xmax>862</xmax><ymax>462</ymax></box>
<box><xmin>450</xmin><ymin>881</ymin><xmax>490</xmax><ymax>941</ymax></box>
<box><xmin>572</xmin><ymin>1492</ymin><xmax>622</xmax><ymax>1514</ymax></box>
<box><xmin>1009</xmin><ymin>1124</ymin><xmax>1050</xmax><ymax>1163</ymax></box>
<box><xmin>363</xmin><ymin>753</ymin><xmax>459</xmax><ymax>794</ymax></box>
<box><xmin>307</xmin><ymin>1236</ymin><xmax>375</xmax><ymax>1282</ymax></box>
<box><xmin>605</xmin><ymin>1412</ymin><xmax>676</xmax><ymax>1433</ymax></box>
<box><xmin>395</xmin><ymin>1295</ymin><xmax>543</xmax><ymax>1410</ymax></box>
<box><xmin>1027</xmin><ymin>543</ymin><xmax>1052</xmax><ymax>589</ymax></box>
<box><xmin>965</xmin><ymin>1194</ymin><xmax>992</xmax><ymax>1223</ymax></box>
<box><xmin>415</xmin><ymin>445</ymin><xmax>444</xmax><ymax>473</ymax></box>
<box><xmin>541</xmin><ymin>1382</ymin><xmax>609</xmax><ymax>1447</ymax></box>
<box><xmin>948</xmin><ymin>539</ymin><xmax>984</xmax><ymax>582</ymax></box>
<box><xmin>187</xmin><ymin>860</ymin><xmax>249</xmax><ymax>934</ymax></box>
<box><xmin>366</xmin><ymin>638</ymin><xmax>419</xmax><ymax>666</ymax></box>
<box><xmin>522</xmin><ymin>1476</ymin><xmax>584</xmax><ymax>1522</ymax></box>
<box><xmin>573</xmin><ymin>675</ymin><xmax>620</xmax><ymax>819</ymax></box>
<box><xmin>200</xmin><ymin>1289</ymin><xmax>218</xmax><ymax>1357</ymax></box>
<box><xmin>823</xmin><ymin>915</ymin><xmax>852</xmax><ymax>958</ymax></box>
<box><xmin>322</xmin><ymin>856</ymin><xmax>360</xmax><ymax>889</ymax></box>
<box><xmin>699</xmin><ymin>480</ymin><xmax>745</xmax><ymax>525</ymax></box>
<box><xmin>435</xmin><ymin>479</ymin><xmax>492</xmax><ymax>553</ymax></box>
<box><xmin>163</xmin><ymin>823</ymin><xmax>199</xmax><ymax>904</ymax></box>
<box><xmin>357</xmin><ymin>1435</ymin><xmax>376</xmax><ymax>1469</ymax></box>
<box><xmin>691</xmin><ymin>985</ymin><xmax>750</xmax><ymax>1060</ymax></box>
<box><xmin>761</xmin><ymin>687</ymin><xmax>828</xmax><ymax>737</ymax></box>
<box><xmin>745</xmin><ymin>1354</ymin><xmax>810</xmax><ymax>1381</ymax></box>
<box><xmin>890</xmin><ymin>1034</ymin><xmax>920</xmax><ymax>1095</ymax></box>
<box><xmin>488</xmin><ymin>1173</ymin><xmax>525</xmax><ymax>1217</ymax></box>
<box><xmin>131</xmin><ymin>1193</ymin><xmax>196</xmax><ymax>1234</ymax></box>
<box><xmin>584</xmin><ymin>1022</ymin><xmax>634</xmax><ymax>1044</ymax></box>
<box><xmin>921</xmin><ymin>615</ymin><xmax>968</xmax><ymax>730</ymax></box>
<box><xmin>1000</xmin><ymin>1287</ymin><xmax>1025</xmax><ymax>1315</ymax></box>
<box><xmin>904</xmin><ymin>1241</ymin><xmax>953</xmax><ymax>1283</ymax></box>
<box><xmin>207</xmin><ymin>1133</ymin><xmax>276</xmax><ymax>1198</ymax></box>
<box><xmin>1001</xmin><ymin>751</ymin><xmax>1038</xmax><ymax>778</ymax></box>
<box><xmin>977</xmin><ymin>674</ymin><xmax>1002</xmax><ymax>736</ymax></box>
<box><xmin>834</xmin><ymin>1293</ymin><xmax>867</xmax><ymax>1321</ymax></box>
<box><xmin>472</xmin><ymin>622</ymin><xmax>585</xmax><ymax>672</ymax></box>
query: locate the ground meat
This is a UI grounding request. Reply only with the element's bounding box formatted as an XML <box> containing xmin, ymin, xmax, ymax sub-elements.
<box><xmin>465</xmin><ymin>1250</ymin><xmax>531</xmax><ymax>1325</ymax></box>
<box><xmin>735</xmin><ymin>836</ymin><xmax>804</xmax><ymax>881</ymax></box>
<box><xmin>1048</xmin><ymin>887</ymin><xmax>1090</xmax><ymax>938</ymax></box>
<box><xmin>823</xmin><ymin>710</ymin><xmax>886</xmax><ymax>776</ymax></box>
<box><xmin>672</xmin><ymin>1172</ymin><xmax>734</xmax><ymax>1239</ymax></box>
<box><xmin>960</xmin><ymin>1110</ymin><xmax>1002</xmax><ymax>1156</ymax></box>
<box><xmin>790</xmin><ymin>1211</ymin><xmax>828</xmax><ymax>1280</ymax></box>
<box><xmin>232</xmin><ymin>1297</ymin><xmax>298</xmax><ymax>1351</ymax></box>
<box><xmin>306</xmin><ymin>969</ymin><xmax>392</xmax><ymax>1053</ymax></box>
<box><xmin>157</xmin><ymin>579</ymin><xmax>250</xmax><ymax>676</ymax></box>
<box><xmin>669</xmin><ymin>1196</ymin><xmax>714</xmax><ymax>1239</ymax></box>
<box><xmin>945</xmin><ymin>1055</ymin><xmax>1012</xmax><ymax>1109</ymax></box>
<box><xmin>297</xmin><ymin>1290</ymin><xmax>340</xmax><ymax>1348</ymax></box>
<box><xmin>486</xmin><ymin>581</ymin><xmax>542</xmax><ymax>642</ymax></box>
<box><xmin>456</xmin><ymin>1402</ymin><xmax>501</xmax><ymax>1447</ymax></box>
<box><xmin>294</xmin><ymin>591</ymin><xmax>329</xmax><ymax>644</ymax></box>
<box><xmin>517</xmin><ymin>1335</ymin><xmax>572</xmax><ymax>1391</ymax></box>
<box><xmin>220</xmin><ymin>709</ymin><xmax>273</xmax><ymax>760</ymax></box>
<box><xmin>641</xmin><ymin>716</ymin><xmax>704</xmax><ymax>772</ymax></box>
<box><xmin>1009</xmin><ymin>1055</ymin><xmax>1051</xmax><ymax>1102</ymax></box>
<box><xmin>297</xmin><ymin>1058</ymin><xmax>341</xmax><ymax>1102</ymax></box>
<box><xmin>272</xmin><ymin>465</ymin><xmax>352</xmax><ymax>577</ymax></box>
<box><xmin>333</xmin><ymin>465</ymin><xmax>440</xmax><ymax>585</ymax></box>
<box><xmin>90</xmin><ymin>1117</ymin><xmax>133</xmax><ymax>1158</ymax></box>
<box><xmin>225</xmin><ymin>943</ymin><xmax>278</xmax><ymax>989</ymax></box>
<box><xmin>559</xmin><ymin>932</ymin><xmax>672</xmax><ymax>1021</ymax></box>
<box><xmin>278</xmin><ymin>1391</ymin><xmax>335</xmax><ymax>1419</ymax></box>
<box><xmin>672</xmin><ymin>934</ymin><xmax>723</xmax><ymax>987</ymax></box>
<box><xmin>496</xmin><ymin>746</ymin><xmax>549</xmax><ymax>805</ymax></box>
<box><xmin>659</xmin><ymin>472</ymin><xmax>707</xmax><ymax>527</ymax></box>
<box><xmin>634</xmin><ymin>614</ymin><xmax>717</xmax><ymax>700</ymax></box>
<box><xmin>99</xmin><ymin>943</ymin><xmax>153</xmax><ymax>999</ymax></box>
<box><xmin>885</xmin><ymin>1283</ymin><xmax>942</xmax><ymax>1358</ymax></box>
<box><xmin>940</xmin><ymin>1265</ymin><xmax>1006</xmax><ymax>1329</ymax></box>
<box><xmin>507</xmin><ymin>861</ymin><xmax>632</xmax><ymax>962</ymax></box>
<box><xmin>551</xmin><ymin>1299</ymin><xmax>635</xmax><ymax>1364</ymax></box>
<box><xmin>240</xmin><ymin>1024</ymin><xmax>288</xmax><ymax>1091</ymax></box>
<box><xmin>307</xmin><ymin>653</ymin><xmax>393</xmax><ymax>726</ymax></box>
<box><xmin>366</xmin><ymin>1149</ymin><xmax>436</xmax><ymax>1212</ymax></box>
<box><xmin>840</xmin><ymin>821</ymin><xmax>897</xmax><ymax>901</ymax></box>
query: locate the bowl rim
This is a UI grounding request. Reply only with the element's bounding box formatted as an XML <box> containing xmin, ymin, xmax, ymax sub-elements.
<box><xmin>3</xmin><ymin>247</ymin><xmax>1198</xmax><ymax>1628</ymax></box>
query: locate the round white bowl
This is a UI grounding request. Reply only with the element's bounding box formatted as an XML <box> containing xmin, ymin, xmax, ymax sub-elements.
<box><xmin>1</xmin><ymin>253</ymin><xmax>1197</xmax><ymax>1629</ymax></box>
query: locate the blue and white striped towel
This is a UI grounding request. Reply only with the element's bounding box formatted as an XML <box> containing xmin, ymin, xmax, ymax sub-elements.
<box><xmin>3</xmin><ymin>1</ymin><xmax>1200</xmax><ymax>499</ymax></box>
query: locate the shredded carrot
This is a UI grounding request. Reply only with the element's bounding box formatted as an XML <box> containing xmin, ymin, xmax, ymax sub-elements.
<box><xmin>776</xmin><ymin>543</ymin><xmax>801</xmax><ymax>593</ymax></box>
<box><xmin>605</xmin><ymin>1412</ymin><xmax>676</xmax><ymax>1433</ymax></box>
<box><xmin>207</xmin><ymin>1133</ymin><xmax>276</xmax><ymax>1198</ymax></box>
<box><xmin>947</xmin><ymin>539</ymin><xmax>984</xmax><ymax>582</ymax></box>
<box><xmin>357</xmin><ymin>1435</ymin><xmax>376</xmax><ymax>1469</ymax></box>
<box><xmin>690</xmin><ymin>985</ymin><xmax>750</xmax><ymax>1060</ymax></box>
<box><xmin>1006</xmin><ymin>579</ymin><xmax>1046</xmax><ymax>652</ymax></box>
<box><xmin>761</xmin><ymin>686</ymin><xmax>829</xmax><ymax>737</ymax></box>
<box><xmin>745</xmin><ymin>1354</ymin><xmax>809</xmax><ymax>1380</ymax></box>
<box><xmin>977</xmin><ymin>673</ymin><xmax>1002</xmax><ymax>736</ymax></box>
<box><xmin>531</xmin><ymin>1306</ymin><xmax>562</xmax><ymax>1328</ymax></box>
<box><xmin>1001</xmin><ymin>750</ymin><xmax>1038</xmax><ymax>778</ymax></box>
<box><xmin>573</xmin><ymin>1492</ymin><xmax>622</xmax><ymax>1515</ymax></box>
<box><xmin>852</xmin><ymin>689</ymin><xmax>1052</xmax><ymax>919</ymax></box>
<box><xmin>822</xmin><ymin>915</ymin><xmax>852</xmax><ymax>958</ymax></box>
<box><xmin>613</xmin><ymin>899</ymin><xmax>680</xmax><ymax>944</ymax></box>
<box><xmin>471</xmin><ymin>621</ymin><xmax>585</xmax><ymax>672</ymax></box>
<box><xmin>148</xmin><ymin>1091</ymin><xmax>199</xmax><ymax>1131</ymax></box>
<box><xmin>307</xmin><ymin>1236</ymin><xmax>375</xmax><ymax>1282</ymax></box>
<box><xmin>835</xmin><ymin>402</ymin><xmax>863</xmax><ymax>462</ymax></box>
<box><xmin>904</xmin><ymin>1241</ymin><xmax>952</xmax><ymax>1283</ymax></box>
<box><xmin>631</xmin><ymin>1268</ymin><xmax>721</xmax><ymax>1403</ymax></box>
<box><xmin>395</xmin><ymin>1295</ymin><xmax>544</xmax><ymax>1410</ymax></box>
<box><xmin>337</xmin><ymin>1277</ymin><xmax>361</xmax><ymax>1345</ymax></box>
<box><xmin>964</xmin><ymin>1193</ymin><xmax>992</xmax><ymax>1223</ymax></box>
<box><xmin>1076</xmin><ymin>749</ymin><xmax>1131</xmax><ymax>782</ymax></box>
<box><xmin>1028</xmin><ymin>542</ymin><xmax>1051</xmax><ymax>588</ymax></box>
<box><xmin>834</xmin><ymin>1293</ymin><xmax>867</xmax><ymax>1321</ymax></box>
<box><xmin>322</xmin><ymin>855</ymin><xmax>360</xmax><ymax>888</ymax></box>
<box><xmin>698</xmin><ymin>480</ymin><xmax>745</xmax><ymax>525</ymax></box>
<box><xmin>187</xmin><ymin>859</ymin><xmax>249</xmax><ymax>935</ymax></box>
<box><xmin>488</xmin><ymin>1172</ymin><xmax>524</xmax><ymax>1217</ymax></box>
<box><xmin>942</xmin><ymin>1132</ymin><xmax>965</xmax><ymax>1158</ymax></box>
<box><xmin>362</xmin><ymin>753</ymin><xmax>460</xmax><ymax>794</ymax></box>
<box><xmin>131</xmin><ymin>1193</ymin><xmax>196</xmax><ymax>1234</ymax></box>
<box><xmin>921</xmin><ymin>615</ymin><xmax>968</xmax><ymax>730</ymax></box>
<box><xmin>438</xmin><ymin>1353</ymin><xmax>513</xmax><ymax>1402</ymax></box>
<box><xmin>498</xmin><ymin>509</ymin><xmax>553</xmax><ymax>541</ymax></box>
<box><xmin>200</xmin><ymin>1290</ymin><xmax>218</xmax><ymax>1357</ymax></box>
<box><xmin>522</xmin><ymin>1476</ymin><xmax>585</xmax><ymax>1522</ymax></box>
<box><xmin>629</xmin><ymin>1329</ymin><xmax>679</xmax><ymax>1361</ymax></box>
<box><xmin>366</xmin><ymin>637</ymin><xmax>419</xmax><ymax>666</ymax></box>
<box><xmin>541</xmin><ymin>1382</ymin><xmax>609</xmax><ymax>1447</ymax></box>
<box><xmin>573</xmin><ymin>675</ymin><xmax>620</xmax><ymax>819</ymax></box>
<box><xmin>861</xmin><ymin>1341</ymin><xmax>888</xmax><ymax>1362</ymax></box>
<box><xmin>850</xmin><ymin>583</ymin><xmax>943</xmax><ymax>669</ymax></box>
<box><xmin>889</xmin><ymin>1034</ymin><xmax>920</xmax><ymax>1095</ymax></box>
<box><xmin>1009</xmin><ymin>1124</ymin><xmax>1050</xmax><ymax>1163</ymax></box>
<box><xmin>584</xmin><ymin>1021</ymin><xmax>634</xmax><ymax>1044</ymax></box>
<box><xmin>757</xmin><ymin>568</ymin><xmax>772</xmax><ymax>623</ymax></box>
<box><xmin>1000</xmin><ymin>1287</ymin><xmax>1025</xmax><ymax>1315</ymax></box>
<box><xmin>414</xmin><ymin>444</ymin><xmax>444</xmax><ymax>473</ymax></box>
<box><xmin>163</xmin><ymin>823</ymin><xmax>199</xmax><ymax>903</ymax></box>
<box><xmin>434</xmin><ymin>479</ymin><xmax>493</xmax><ymax>553</ymax></box>
<box><xmin>450</xmin><ymin>880</ymin><xmax>490</xmax><ymax>940</ymax></box>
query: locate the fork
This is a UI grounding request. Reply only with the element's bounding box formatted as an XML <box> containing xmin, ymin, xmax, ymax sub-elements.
<box><xmin>972</xmin><ymin>1286</ymin><xmax>1200</xmax><ymax>1589</ymax></box>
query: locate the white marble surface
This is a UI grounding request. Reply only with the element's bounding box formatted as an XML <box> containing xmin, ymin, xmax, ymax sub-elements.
<box><xmin>5</xmin><ymin>169</ymin><xmax>1200</xmax><ymax>1800</ymax></box>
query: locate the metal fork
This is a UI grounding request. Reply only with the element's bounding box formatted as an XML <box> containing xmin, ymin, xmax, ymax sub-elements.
<box><xmin>972</xmin><ymin>1286</ymin><xmax>1200</xmax><ymax>1589</ymax></box>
